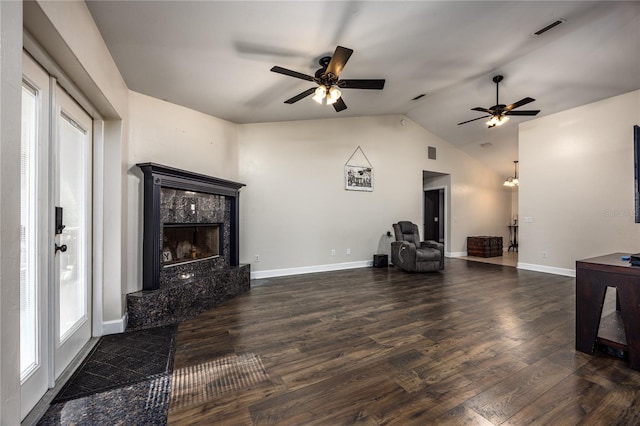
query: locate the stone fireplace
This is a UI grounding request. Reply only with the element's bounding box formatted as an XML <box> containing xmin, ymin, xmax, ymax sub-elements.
<box><xmin>126</xmin><ymin>163</ymin><xmax>250</xmax><ymax>330</ymax></box>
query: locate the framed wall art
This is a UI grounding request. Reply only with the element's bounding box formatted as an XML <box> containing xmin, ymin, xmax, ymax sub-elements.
<box><xmin>345</xmin><ymin>146</ymin><xmax>373</xmax><ymax>192</ymax></box>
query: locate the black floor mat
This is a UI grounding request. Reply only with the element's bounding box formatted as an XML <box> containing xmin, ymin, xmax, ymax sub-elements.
<box><xmin>52</xmin><ymin>324</ymin><xmax>178</xmax><ymax>403</ymax></box>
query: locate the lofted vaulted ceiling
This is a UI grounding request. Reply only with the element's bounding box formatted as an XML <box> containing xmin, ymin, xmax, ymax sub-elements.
<box><xmin>85</xmin><ymin>1</ymin><xmax>640</xmax><ymax>179</ymax></box>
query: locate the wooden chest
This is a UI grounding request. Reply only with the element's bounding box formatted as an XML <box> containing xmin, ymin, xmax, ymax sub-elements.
<box><xmin>467</xmin><ymin>236</ymin><xmax>503</xmax><ymax>257</ymax></box>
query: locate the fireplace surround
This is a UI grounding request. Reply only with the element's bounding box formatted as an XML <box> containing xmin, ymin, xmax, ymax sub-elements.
<box><xmin>126</xmin><ymin>163</ymin><xmax>250</xmax><ymax>330</ymax></box>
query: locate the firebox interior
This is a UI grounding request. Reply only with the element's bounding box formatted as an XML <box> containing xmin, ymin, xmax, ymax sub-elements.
<box><xmin>162</xmin><ymin>223</ymin><xmax>221</xmax><ymax>266</ymax></box>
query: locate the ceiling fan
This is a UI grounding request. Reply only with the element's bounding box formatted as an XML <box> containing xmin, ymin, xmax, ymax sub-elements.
<box><xmin>458</xmin><ymin>75</ymin><xmax>540</xmax><ymax>128</ymax></box>
<box><xmin>270</xmin><ymin>46</ymin><xmax>385</xmax><ymax>112</ymax></box>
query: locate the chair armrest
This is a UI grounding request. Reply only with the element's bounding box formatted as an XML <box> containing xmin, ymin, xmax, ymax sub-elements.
<box><xmin>421</xmin><ymin>240</ymin><xmax>443</xmax><ymax>250</ymax></box>
<box><xmin>391</xmin><ymin>241</ymin><xmax>417</xmax><ymax>266</ymax></box>
<box><xmin>421</xmin><ymin>240</ymin><xmax>444</xmax><ymax>270</ymax></box>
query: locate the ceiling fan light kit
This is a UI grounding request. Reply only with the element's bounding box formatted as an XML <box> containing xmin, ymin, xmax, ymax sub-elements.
<box><xmin>311</xmin><ymin>85</ymin><xmax>342</xmax><ymax>105</ymax></box>
<box><xmin>312</xmin><ymin>86</ymin><xmax>327</xmax><ymax>104</ymax></box>
<box><xmin>271</xmin><ymin>45</ymin><xmax>385</xmax><ymax>112</ymax></box>
<box><xmin>486</xmin><ymin>115</ymin><xmax>509</xmax><ymax>128</ymax></box>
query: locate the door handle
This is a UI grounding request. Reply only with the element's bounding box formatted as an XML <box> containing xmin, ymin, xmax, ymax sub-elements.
<box><xmin>55</xmin><ymin>206</ymin><xmax>65</xmax><ymax>235</ymax></box>
<box><xmin>55</xmin><ymin>243</ymin><xmax>67</xmax><ymax>254</ymax></box>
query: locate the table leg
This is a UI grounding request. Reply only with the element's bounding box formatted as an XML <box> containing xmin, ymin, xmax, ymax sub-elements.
<box><xmin>616</xmin><ymin>285</ymin><xmax>640</xmax><ymax>370</ymax></box>
<box><xmin>575</xmin><ymin>270</ymin><xmax>608</xmax><ymax>354</ymax></box>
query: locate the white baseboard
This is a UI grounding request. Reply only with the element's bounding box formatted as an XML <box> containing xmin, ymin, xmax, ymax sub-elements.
<box><xmin>517</xmin><ymin>262</ymin><xmax>576</xmax><ymax>277</ymax></box>
<box><xmin>251</xmin><ymin>260</ymin><xmax>373</xmax><ymax>279</ymax></box>
<box><xmin>101</xmin><ymin>313</ymin><xmax>128</xmax><ymax>335</ymax></box>
<box><xmin>447</xmin><ymin>251</ymin><xmax>466</xmax><ymax>258</ymax></box>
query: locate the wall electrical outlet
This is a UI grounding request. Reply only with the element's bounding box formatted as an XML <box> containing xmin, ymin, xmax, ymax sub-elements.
<box><xmin>524</xmin><ymin>216</ymin><xmax>533</xmax><ymax>223</ymax></box>
<box><xmin>347</xmin><ymin>248</ymin><xmax>351</xmax><ymax>255</ymax></box>
<box><xmin>542</xmin><ymin>251</ymin><xmax>548</xmax><ymax>258</ymax></box>
<box><xmin>331</xmin><ymin>249</ymin><xmax>336</xmax><ymax>256</ymax></box>
<box><xmin>254</xmin><ymin>255</ymin><xmax>260</xmax><ymax>262</ymax></box>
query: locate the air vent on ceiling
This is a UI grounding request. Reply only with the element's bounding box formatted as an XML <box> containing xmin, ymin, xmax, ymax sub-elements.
<box><xmin>533</xmin><ymin>19</ymin><xmax>566</xmax><ymax>36</ymax></box>
<box><xmin>412</xmin><ymin>94</ymin><xmax>426</xmax><ymax>101</ymax></box>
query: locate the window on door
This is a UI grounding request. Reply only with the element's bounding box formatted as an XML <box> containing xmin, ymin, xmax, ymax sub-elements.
<box><xmin>20</xmin><ymin>82</ymin><xmax>39</xmax><ymax>381</ymax></box>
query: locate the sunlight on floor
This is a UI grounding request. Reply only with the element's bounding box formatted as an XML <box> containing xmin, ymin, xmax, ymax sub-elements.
<box><xmin>170</xmin><ymin>353</ymin><xmax>268</xmax><ymax>411</ymax></box>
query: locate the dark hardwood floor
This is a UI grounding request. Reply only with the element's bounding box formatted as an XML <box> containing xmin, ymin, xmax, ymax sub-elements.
<box><xmin>168</xmin><ymin>258</ymin><xmax>640</xmax><ymax>425</ymax></box>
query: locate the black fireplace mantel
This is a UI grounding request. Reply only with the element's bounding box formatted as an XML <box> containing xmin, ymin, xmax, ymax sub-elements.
<box><xmin>137</xmin><ymin>163</ymin><xmax>245</xmax><ymax>291</ymax></box>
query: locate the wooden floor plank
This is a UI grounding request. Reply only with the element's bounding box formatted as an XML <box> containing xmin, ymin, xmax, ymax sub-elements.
<box><xmin>465</xmin><ymin>357</ymin><xmax>573</xmax><ymax>423</ymax></box>
<box><xmin>503</xmin><ymin>373</ymin><xmax>604</xmax><ymax>425</ymax></box>
<box><xmin>167</xmin><ymin>259</ymin><xmax>640</xmax><ymax>425</ymax></box>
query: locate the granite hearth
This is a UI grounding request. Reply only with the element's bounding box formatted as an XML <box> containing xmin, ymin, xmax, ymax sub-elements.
<box><xmin>127</xmin><ymin>163</ymin><xmax>250</xmax><ymax>330</ymax></box>
<box><xmin>127</xmin><ymin>264</ymin><xmax>250</xmax><ymax>330</ymax></box>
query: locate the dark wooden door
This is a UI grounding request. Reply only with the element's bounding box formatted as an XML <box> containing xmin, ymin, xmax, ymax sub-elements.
<box><xmin>424</xmin><ymin>189</ymin><xmax>442</xmax><ymax>241</ymax></box>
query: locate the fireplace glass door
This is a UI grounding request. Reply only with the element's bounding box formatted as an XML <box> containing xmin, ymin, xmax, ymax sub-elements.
<box><xmin>162</xmin><ymin>223</ymin><xmax>221</xmax><ymax>266</ymax></box>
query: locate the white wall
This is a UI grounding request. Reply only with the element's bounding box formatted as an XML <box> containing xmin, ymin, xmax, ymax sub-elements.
<box><xmin>126</xmin><ymin>91</ymin><xmax>239</xmax><ymax>294</ymax></box>
<box><xmin>447</xmin><ymin>155</ymin><xmax>512</xmax><ymax>256</ymax></box>
<box><xmin>519</xmin><ymin>90</ymin><xmax>640</xmax><ymax>275</ymax></box>
<box><xmin>0</xmin><ymin>1</ymin><xmax>23</xmax><ymax>422</ymax></box>
<box><xmin>511</xmin><ymin>187</ymin><xmax>519</xmax><ymax>223</ymax></box>
<box><xmin>238</xmin><ymin>115</ymin><xmax>510</xmax><ymax>276</ymax></box>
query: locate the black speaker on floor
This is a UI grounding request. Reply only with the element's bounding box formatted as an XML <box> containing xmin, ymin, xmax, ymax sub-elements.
<box><xmin>373</xmin><ymin>254</ymin><xmax>388</xmax><ymax>268</ymax></box>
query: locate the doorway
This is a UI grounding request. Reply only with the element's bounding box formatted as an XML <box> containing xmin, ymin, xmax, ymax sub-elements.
<box><xmin>424</xmin><ymin>189</ymin><xmax>445</xmax><ymax>243</ymax></box>
<box><xmin>20</xmin><ymin>52</ymin><xmax>93</xmax><ymax>420</ymax></box>
<box><xmin>423</xmin><ymin>170</ymin><xmax>449</xmax><ymax>249</ymax></box>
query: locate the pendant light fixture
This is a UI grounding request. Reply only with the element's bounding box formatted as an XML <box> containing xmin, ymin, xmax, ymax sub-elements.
<box><xmin>504</xmin><ymin>160</ymin><xmax>519</xmax><ymax>187</ymax></box>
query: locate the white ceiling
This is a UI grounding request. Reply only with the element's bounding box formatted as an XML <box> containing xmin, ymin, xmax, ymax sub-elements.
<box><xmin>86</xmin><ymin>1</ymin><xmax>640</xmax><ymax>178</ymax></box>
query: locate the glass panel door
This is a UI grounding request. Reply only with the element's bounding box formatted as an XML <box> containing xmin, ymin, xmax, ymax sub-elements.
<box><xmin>57</xmin><ymin>112</ymin><xmax>89</xmax><ymax>339</ymax></box>
<box><xmin>20</xmin><ymin>53</ymin><xmax>50</xmax><ymax>421</ymax></box>
<box><xmin>53</xmin><ymin>86</ymin><xmax>92</xmax><ymax>379</ymax></box>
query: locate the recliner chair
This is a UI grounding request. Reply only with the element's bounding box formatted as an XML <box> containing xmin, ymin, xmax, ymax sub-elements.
<box><xmin>391</xmin><ymin>221</ymin><xmax>444</xmax><ymax>272</ymax></box>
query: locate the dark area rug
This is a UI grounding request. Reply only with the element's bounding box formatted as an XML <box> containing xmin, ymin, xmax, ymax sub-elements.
<box><xmin>52</xmin><ymin>323</ymin><xmax>178</xmax><ymax>403</ymax></box>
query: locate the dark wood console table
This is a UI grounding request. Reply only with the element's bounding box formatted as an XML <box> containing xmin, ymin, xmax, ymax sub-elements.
<box><xmin>576</xmin><ymin>253</ymin><xmax>640</xmax><ymax>370</ymax></box>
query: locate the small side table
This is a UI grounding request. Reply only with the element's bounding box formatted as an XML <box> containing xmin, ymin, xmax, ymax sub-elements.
<box><xmin>576</xmin><ymin>253</ymin><xmax>640</xmax><ymax>370</ymax></box>
<box><xmin>508</xmin><ymin>225</ymin><xmax>518</xmax><ymax>252</ymax></box>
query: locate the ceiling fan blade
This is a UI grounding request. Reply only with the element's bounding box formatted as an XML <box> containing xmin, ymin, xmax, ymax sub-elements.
<box><xmin>504</xmin><ymin>97</ymin><xmax>535</xmax><ymax>111</ymax></box>
<box><xmin>270</xmin><ymin>66</ymin><xmax>315</xmax><ymax>82</ymax></box>
<box><xmin>505</xmin><ymin>110</ymin><xmax>541</xmax><ymax>116</ymax></box>
<box><xmin>284</xmin><ymin>88</ymin><xmax>316</xmax><ymax>104</ymax></box>
<box><xmin>457</xmin><ymin>115</ymin><xmax>490</xmax><ymax>125</ymax></box>
<box><xmin>333</xmin><ymin>97</ymin><xmax>347</xmax><ymax>112</ymax></box>
<box><xmin>340</xmin><ymin>79</ymin><xmax>385</xmax><ymax>90</ymax></box>
<box><xmin>325</xmin><ymin>46</ymin><xmax>353</xmax><ymax>78</ymax></box>
<box><xmin>471</xmin><ymin>107</ymin><xmax>494</xmax><ymax>114</ymax></box>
